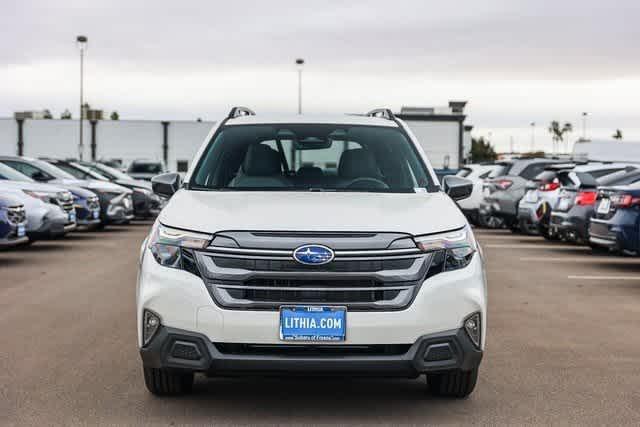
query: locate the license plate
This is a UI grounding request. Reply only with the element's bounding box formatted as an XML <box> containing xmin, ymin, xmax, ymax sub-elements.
<box><xmin>17</xmin><ymin>224</ymin><xmax>25</xmax><ymax>237</ymax></box>
<box><xmin>68</xmin><ymin>212</ymin><xmax>76</xmax><ymax>222</ymax></box>
<box><xmin>557</xmin><ymin>199</ymin><xmax>570</xmax><ymax>211</ymax></box>
<box><xmin>93</xmin><ymin>210</ymin><xmax>100</xmax><ymax>219</ymax></box>
<box><xmin>597</xmin><ymin>199</ymin><xmax>611</xmax><ymax>214</ymax></box>
<box><xmin>280</xmin><ymin>306</ymin><xmax>346</xmax><ymax>342</ymax></box>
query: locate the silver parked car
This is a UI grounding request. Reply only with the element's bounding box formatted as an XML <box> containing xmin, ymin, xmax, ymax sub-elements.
<box><xmin>0</xmin><ymin>163</ymin><xmax>76</xmax><ymax>240</ymax></box>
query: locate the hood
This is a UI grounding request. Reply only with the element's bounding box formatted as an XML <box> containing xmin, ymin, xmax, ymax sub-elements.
<box><xmin>159</xmin><ymin>190</ymin><xmax>467</xmax><ymax>235</ymax></box>
<box><xmin>0</xmin><ymin>185</ymin><xmax>48</xmax><ymax>210</ymax></box>
<box><xmin>0</xmin><ymin>193</ymin><xmax>27</xmax><ymax>208</ymax></box>
<box><xmin>0</xmin><ymin>180</ymin><xmax>67</xmax><ymax>193</ymax></box>
<box><xmin>51</xmin><ymin>178</ymin><xmax>132</xmax><ymax>194</ymax></box>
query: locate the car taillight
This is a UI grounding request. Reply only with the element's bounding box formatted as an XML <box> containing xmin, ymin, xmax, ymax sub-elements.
<box><xmin>610</xmin><ymin>193</ymin><xmax>640</xmax><ymax>208</ymax></box>
<box><xmin>539</xmin><ymin>182</ymin><xmax>560</xmax><ymax>192</ymax></box>
<box><xmin>495</xmin><ymin>179</ymin><xmax>513</xmax><ymax>190</ymax></box>
<box><xmin>575</xmin><ymin>190</ymin><xmax>597</xmax><ymax>206</ymax></box>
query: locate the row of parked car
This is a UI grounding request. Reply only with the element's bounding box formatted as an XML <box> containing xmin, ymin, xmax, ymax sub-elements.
<box><xmin>0</xmin><ymin>156</ymin><xmax>165</xmax><ymax>249</ymax></box>
<box><xmin>458</xmin><ymin>158</ymin><xmax>640</xmax><ymax>255</ymax></box>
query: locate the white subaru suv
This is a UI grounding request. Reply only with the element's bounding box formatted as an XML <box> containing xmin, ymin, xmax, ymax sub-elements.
<box><xmin>138</xmin><ymin>107</ymin><xmax>486</xmax><ymax>398</ymax></box>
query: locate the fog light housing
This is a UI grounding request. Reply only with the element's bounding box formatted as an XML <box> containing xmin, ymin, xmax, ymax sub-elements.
<box><xmin>143</xmin><ymin>310</ymin><xmax>161</xmax><ymax>346</ymax></box>
<box><xmin>464</xmin><ymin>312</ymin><xmax>481</xmax><ymax>348</ymax></box>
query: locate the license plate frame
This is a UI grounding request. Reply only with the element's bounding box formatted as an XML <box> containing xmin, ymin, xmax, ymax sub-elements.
<box><xmin>279</xmin><ymin>306</ymin><xmax>347</xmax><ymax>342</ymax></box>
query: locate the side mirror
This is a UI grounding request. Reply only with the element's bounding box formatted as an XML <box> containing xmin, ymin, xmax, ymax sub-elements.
<box><xmin>151</xmin><ymin>173</ymin><xmax>181</xmax><ymax>198</ymax></box>
<box><xmin>442</xmin><ymin>175</ymin><xmax>473</xmax><ymax>201</ymax></box>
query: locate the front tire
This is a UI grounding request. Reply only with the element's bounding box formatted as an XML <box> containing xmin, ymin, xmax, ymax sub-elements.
<box><xmin>427</xmin><ymin>368</ymin><xmax>478</xmax><ymax>398</ymax></box>
<box><xmin>143</xmin><ymin>367</ymin><xmax>194</xmax><ymax>396</ymax></box>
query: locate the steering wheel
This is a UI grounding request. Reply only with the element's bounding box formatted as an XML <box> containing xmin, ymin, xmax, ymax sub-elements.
<box><xmin>345</xmin><ymin>177</ymin><xmax>389</xmax><ymax>190</ymax></box>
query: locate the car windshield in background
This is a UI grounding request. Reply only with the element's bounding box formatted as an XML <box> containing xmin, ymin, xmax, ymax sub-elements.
<box><xmin>90</xmin><ymin>163</ymin><xmax>131</xmax><ymax>180</ymax></box>
<box><xmin>31</xmin><ymin>160</ymin><xmax>77</xmax><ymax>180</ymax></box>
<box><xmin>129</xmin><ymin>163</ymin><xmax>162</xmax><ymax>174</ymax></box>
<box><xmin>0</xmin><ymin>163</ymin><xmax>32</xmax><ymax>182</ymax></box>
<box><xmin>190</xmin><ymin>124</ymin><xmax>434</xmax><ymax>192</ymax></box>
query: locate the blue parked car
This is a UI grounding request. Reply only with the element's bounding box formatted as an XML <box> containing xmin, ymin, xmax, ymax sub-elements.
<box><xmin>589</xmin><ymin>181</ymin><xmax>640</xmax><ymax>254</ymax></box>
<box><xmin>0</xmin><ymin>193</ymin><xmax>28</xmax><ymax>248</ymax></box>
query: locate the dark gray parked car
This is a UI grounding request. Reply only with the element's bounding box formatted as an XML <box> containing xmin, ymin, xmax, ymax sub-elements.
<box><xmin>479</xmin><ymin>158</ymin><xmax>560</xmax><ymax>230</ymax></box>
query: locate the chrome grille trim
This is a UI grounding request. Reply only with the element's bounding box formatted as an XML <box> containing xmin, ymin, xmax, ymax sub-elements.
<box><xmin>206</xmin><ymin>245</ymin><xmax>421</xmax><ymax>258</ymax></box>
<box><xmin>6</xmin><ymin>205</ymin><xmax>26</xmax><ymax>225</ymax></box>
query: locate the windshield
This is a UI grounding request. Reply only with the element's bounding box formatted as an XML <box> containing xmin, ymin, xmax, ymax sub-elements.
<box><xmin>69</xmin><ymin>162</ymin><xmax>110</xmax><ymax>181</ymax></box>
<box><xmin>90</xmin><ymin>163</ymin><xmax>131</xmax><ymax>180</ymax></box>
<box><xmin>0</xmin><ymin>163</ymin><xmax>33</xmax><ymax>182</ymax></box>
<box><xmin>190</xmin><ymin>124</ymin><xmax>434</xmax><ymax>192</ymax></box>
<box><xmin>32</xmin><ymin>160</ymin><xmax>77</xmax><ymax>180</ymax></box>
<box><xmin>128</xmin><ymin>162</ymin><xmax>162</xmax><ymax>174</ymax></box>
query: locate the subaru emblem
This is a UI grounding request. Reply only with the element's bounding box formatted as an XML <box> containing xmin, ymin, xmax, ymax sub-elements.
<box><xmin>293</xmin><ymin>244</ymin><xmax>335</xmax><ymax>265</ymax></box>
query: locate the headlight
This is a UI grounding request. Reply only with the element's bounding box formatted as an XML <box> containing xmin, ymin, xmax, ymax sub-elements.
<box><xmin>148</xmin><ymin>223</ymin><xmax>212</xmax><ymax>270</ymax></box>
<box><xmin>23</xmin><ymin>190</ymin><xmax>56</xmax><ymax>204</ymax></box>
<box><xmin>414</xmin><ymin>225</ymin><xmax>476</xmax><ymax>272</ymax></box>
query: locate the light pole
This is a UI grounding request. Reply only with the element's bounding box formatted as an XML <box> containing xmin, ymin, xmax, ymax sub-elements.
<box><xmin>295</xmin><ymin>58</ymin><xmax>304</xmax><ymax>114</ymax></box>
<box><xmin>582</xmin><ymin>112</ymin><xmax>588</xmax><ymax>140</ymax></box>
<box><xmin>77</xmin><ymin>35</ymin><xmax>88</xmax><ymax>160</ymax></box>
<box><xmin>530</xmin><ymin>122</ymin><xmax>536</xmax><ymax>152</ymax></box>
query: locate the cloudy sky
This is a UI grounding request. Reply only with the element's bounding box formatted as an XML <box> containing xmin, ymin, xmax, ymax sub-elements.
<box><xmin>2</xmin><ymin>0</ymin><xmax>639</xmax><ymax>151</ymax></box>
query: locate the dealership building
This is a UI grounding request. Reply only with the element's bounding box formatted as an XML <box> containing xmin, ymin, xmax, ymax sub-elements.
<box><xmin>0</xmin><ymin>102</ymin><xmax>472</xmax><ymax>173</ymax></box>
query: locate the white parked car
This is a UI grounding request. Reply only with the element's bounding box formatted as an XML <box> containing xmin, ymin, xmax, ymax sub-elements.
<box><xmin>456</xmin><ymin>163</ymin><xmax>507</xmax><ymax>224</ymax></box>
<box><xmin>137</xmin><ymin>107</ymin><xmax>487</xmax><ymax>398</ymax></box>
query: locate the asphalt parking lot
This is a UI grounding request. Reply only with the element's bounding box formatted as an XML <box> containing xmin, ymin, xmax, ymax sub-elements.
<box><xmin>2</xmin><ymin>224</ymin><xmax>640</xmax><ymax>425</ymax></box>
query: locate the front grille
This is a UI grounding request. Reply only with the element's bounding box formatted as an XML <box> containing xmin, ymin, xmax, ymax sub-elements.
<box><xmin>214</xmin><ymin>343</ymin><xmax>412</xmax><ymax>356</ymax></box>
<box><xmin>211</xmin><ymin>256</ymin><xmax>414</xmax><ymax>272</ymax></box>
<box><xmin>87</xmin><ymin>196</ymin><xmax>100</xmax><ymax>211</ymax></box>
<box><xmin>6</xmin><ymin>205</ymin><xmax>26</xmax><ymax>225</ymax></box>
<box><xmin>193</xmin><ymin>231</ymin><xmax>432</xmax><ymax>311</ymax></box>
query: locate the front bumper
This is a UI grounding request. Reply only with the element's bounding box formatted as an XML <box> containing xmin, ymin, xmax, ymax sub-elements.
<box><xmin>0</xmin><ymin>235</ymin><xmax>29</xmax><ymax>248</ymax></box>
<box><xmin>140</xmin><ymin>325</ymin><xmax>482</xmax><ymax>377</ymax></box>
<box><xmin>137</xmin><ymin>246</ymin><xmax>487</xmax><ymax>372</ymax></box>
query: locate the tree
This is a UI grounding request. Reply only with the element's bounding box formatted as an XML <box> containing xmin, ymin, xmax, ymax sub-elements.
<box><xmin>60</xmin><ymin>109</ymin><xmax>72</xmax><ymax>119</ymax></box>
<box><xmin>110</xmin><ymin>111</ymin><xmax>120</xmax><ymax>120</ymax></box>
<box><xmin>548</xmin><ymin>121</ymin><xmax>573</xmax><ymax>153</ymax></box>
<box><xmin>42</xmin><ymin>109</ymin><xmax>53</xmax><ymax>119</ymax></box>
<box><xmin>470</xmin><ymin>137</ymin><xmax>498</xmax><ymax>163</ymax></box>
<box><xmin>613</xmin><ymin>129</ymin><xmax>623</xmax><ymax>140</ymax></box>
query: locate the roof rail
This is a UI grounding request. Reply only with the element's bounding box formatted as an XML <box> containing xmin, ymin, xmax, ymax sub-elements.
<box><xmin>228</xmin><ymin>106</ymin><xmax>256</xmax><ymax>119</ymax></box>
<box><xmin>366</xmin><ymin>108</ymin><xmax>396</xmax><ymax>120</ymax></box>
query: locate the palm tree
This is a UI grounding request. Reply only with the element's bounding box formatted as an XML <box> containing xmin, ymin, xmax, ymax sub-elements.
<box><xmin>548</xmin><ymin>121</ymin><xmax>573</xmax><ymax>153</ymax></box>
<box><xmin>613</xmin><ymin>129</ymin><xmax>623</xmax><ymax>140</ymax></box>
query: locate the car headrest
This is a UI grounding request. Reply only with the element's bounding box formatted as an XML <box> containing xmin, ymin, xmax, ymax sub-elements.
<box><xmin>242</xmin><ymin>144</ymin><xmax>282</xmax><ymax>176</ymax></box>
<box><xmin>338</xmin><ymin>148</ymin><xmax>381</xmax><ymax>180</ymax></box>
<box><xmin>297</xmin><ymin>166</ymin><xmax>324</xmax><ymax>179</ymax></box>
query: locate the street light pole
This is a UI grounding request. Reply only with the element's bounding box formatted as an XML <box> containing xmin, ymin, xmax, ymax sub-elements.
<box><xmin>582</xmin><ymin>112</ymin><xmax>588</xmax><ymax>140</ymax></box>
<box><xmin>77</xmin><ymin>35</ymin><xmax>88</xmax><ymax>160</ymax></box>
<box><xmin>530</xmin><ymin>122</ymin><xmax>536</xmax><ymax>152</ymax></box>
<box><xmin>295</xmin><ymin>58</ymin><xmax>304</xmax><ymax>114</ymax></box>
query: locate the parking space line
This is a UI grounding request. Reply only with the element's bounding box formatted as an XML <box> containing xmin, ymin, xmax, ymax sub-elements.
<box><xmin>484</xmin><ymin>244</ymin><xmax>590</xmax><ymax>250</ymax></box>
<box><xmin>520</xmin><ymin>257</ymin><xmax>636</xmax><ymax>263</ymax></box>
<box><xmin>568</xmin><ymin>275</ymin><xmax>640</xmax><ymax>280</ymax></box>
